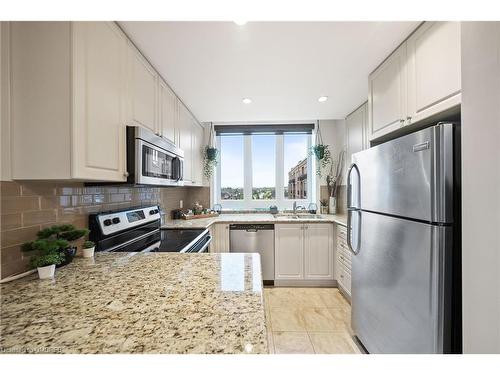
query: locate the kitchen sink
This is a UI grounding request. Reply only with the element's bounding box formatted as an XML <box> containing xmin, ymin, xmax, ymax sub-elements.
<box><xmin>274</xmin><ymin>213</ymin><xmax>325</xmax><ymax>219</ymax></box>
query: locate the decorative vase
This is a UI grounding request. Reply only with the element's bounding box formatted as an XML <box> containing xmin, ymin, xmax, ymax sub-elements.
<box><xmin>82</xmin><ymin>246</ymin><xmax>95</xmax><ymax>258</ymax></box>
<box><xmin>329</xmin><ymin>196</ymin><xmax>337</xmax><ymax>215</ymax></box>
<box><xmin>320</xmin><ymin>206</ymin><xmax>328</xmax><ymax>214</ymax></box>
<box><xmin>37</xmin><ymin>264</ymin><xmax>55</xmax><ymax>279</ymax></box>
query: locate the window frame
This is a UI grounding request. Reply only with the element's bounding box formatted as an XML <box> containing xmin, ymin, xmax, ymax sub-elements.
<box><xmin>214</xmin><ymin>133</ymin><xmax>314</xmax><ymax>210</ymax></box>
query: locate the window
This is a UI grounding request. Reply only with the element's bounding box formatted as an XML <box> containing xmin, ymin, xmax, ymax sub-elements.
<box><xmin>220</xmin><ymin>136</ymin><xmax>244</xmax><ymax>200</ymax></box>
<box><xmin>215</xmin><ymin>127</ymin><xmax>314</xmax><ymax>209</ymax></box>
<box><xmin>284</xmin><ymin>134</ymin><xmax>309</xmax><ymax>200</ymax></box>
<box><xmin>252</xmin><ymin>135</ymin><xmax>276</xmax><ymax>200</ymax></box>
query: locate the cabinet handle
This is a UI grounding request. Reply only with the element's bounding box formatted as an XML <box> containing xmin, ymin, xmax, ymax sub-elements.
<box><xmin>406</xmin><ymin>116</ymin><xmax>412</xmax><ymax>124</ymax></box>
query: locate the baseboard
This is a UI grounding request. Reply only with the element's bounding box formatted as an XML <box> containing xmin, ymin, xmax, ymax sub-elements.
<box><xmin>274</xmin><ymin>279</ymin><xmax>337</xmax><ymax>287</ymax></box>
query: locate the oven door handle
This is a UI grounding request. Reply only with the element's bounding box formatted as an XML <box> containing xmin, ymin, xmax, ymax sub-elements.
<box><xmin>197</xmin><ymin>235</ymin><xmax>212</xmax><ymax>253</ymax></box>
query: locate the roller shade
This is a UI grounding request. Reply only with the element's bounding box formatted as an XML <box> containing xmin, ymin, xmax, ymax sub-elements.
<box><xmin>214</xmin><ymin>123</ymin><xmax>314</xmax><ymax>135</ymax></box>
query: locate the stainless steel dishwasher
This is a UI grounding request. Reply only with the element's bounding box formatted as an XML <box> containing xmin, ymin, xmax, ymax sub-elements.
<box><xmin>229</xmin><ymin>224</ymin><xmax>275</xmax><ymax>283</ymax></box>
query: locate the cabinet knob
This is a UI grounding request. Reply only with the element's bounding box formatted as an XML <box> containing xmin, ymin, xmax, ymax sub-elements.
<box><xmin>123</xmin><ymin>171</ymin><xmax>129</xmax><ymax>177</ymax></box>
<box><xmin>406</xmin><ymin>116</ymin><xmax>412</xmax><ymax>124</ymax></box>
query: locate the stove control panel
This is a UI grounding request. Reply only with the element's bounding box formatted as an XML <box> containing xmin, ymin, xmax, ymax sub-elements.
<box><xmin>96</xmin><ymin>205</ymin><xmax>161</xmax><ymax>236</ymax></box>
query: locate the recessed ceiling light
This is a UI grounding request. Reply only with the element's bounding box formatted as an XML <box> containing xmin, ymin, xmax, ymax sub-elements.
<box><xmin>242</xmin><ymin>98</ymin><xmax>252</xmax><ymax>104</ymax></box>
<box><xmin>318</xmin><ymin>96</ymin><xmax>328</xmax><ymax>103</ymax></box>
<box><xmin>234</xmin><ymin>20</ymin><xmax>248</xmax><ymax>26</ymax></box>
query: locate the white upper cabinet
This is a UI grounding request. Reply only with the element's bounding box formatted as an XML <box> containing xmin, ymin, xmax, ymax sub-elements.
<box><xmin>7</xmin><ymin>22</ymin><xmax>203</xmax><ymax>182</ymax></box>
<box><xmin>369</xmin><ymin>22</ymin><xmax>461</xmax><ymax>141</ymax></box>
<box><xmin>406</xmin><ymin>22</ymin><xmax>461</xmax><ymax>124</ymax></box>
<box><xmin>368</xmin><ymin>43</ymin><xmax>407</xmax><ymax>140</ymax></box>
<box><xmin>10</xmin><ymin>21</ymin><xmax>128</xmax><ymax>181</ymax></box>
<box><xmin>158</xmin><ymin>78</ymin><xmax>177</xmax><ymax>145</ymax></box>
<box><xmin>304</xmin><ymin>223</ymin><xmax>334</xmax><ymax>280</ymax></box>
<box><xmin>346</xmin><ymin>101</ymin><xmax>369</xmax><ymax>165</ymax></box>
<box><xmin>127</xmin><ymin>43</ymin><xmax>158</xmax><ymax>133</ymax></box>
<box><xmin>72</xmin><ymin>22</ymin><xmax>127</xmax><ymax>181</ymax></box>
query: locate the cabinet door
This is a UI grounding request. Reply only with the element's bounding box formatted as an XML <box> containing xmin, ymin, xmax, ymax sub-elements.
<box><xmin>368</xmin><ymin>43</ymin><xmax>407</xmax><ymax>141</ymax></box>
<box><xmin>72</xmin><ymin>22</ymin><xmax>127</xmax><ymax>181</ymax></box>
<box><xmin>177</xmin><ymin>101</ymin><xmax>193</xmax><ymax>182</ymax></box>
<box><xmin>304</xmin><ymin>223</ymin><xmax>334</xmax><ymax>280</ymax></box>
<box><xmin>211</xmin><ymin>223</ymin><xmax>230</xmax><ymax>253</ymax></box>
<box><xmin>158</xmin><ymin>78</ymin><xmax>177</xmax><ymax>145</ymax></box>
<box><xmin>128</xmin><ymin>43</ymin><xmax>158</xmax><ymax>133</ymax></box>
<box><xmin>191</xmin><ymin>121</ymin><xmax>204</xmax><ymax>185</ymax></box>
<box><xmin>407</xmin><ymin>22</ymin><xmax>461</xmax><ymax>124</ymax></box>
<box><xmin>346</xmin><ymin>102</ymin><xmax>368</xmax><ymax>166</ymax></box>
<box><xmin>275</xmin><ymin>224</ymin><xmax>304</xmax><ymax>280</ymax></box>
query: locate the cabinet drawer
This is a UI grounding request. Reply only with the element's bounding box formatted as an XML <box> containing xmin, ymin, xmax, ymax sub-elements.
<box><xmin>337</xmin><ymin>225</ymin><xmax>347</xmax><ymax>239</ymax></box>
<box><xmin>338</xmin><ymin>262</ymin><xmax>351</xmax><ymax>296</ymax></box>
<box><xmin>338</xmin><ymin>248</ymin><xmax>351</xmax><ymax>269</ymax></box>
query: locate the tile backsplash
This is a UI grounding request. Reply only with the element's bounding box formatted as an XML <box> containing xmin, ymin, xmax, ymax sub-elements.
<box><xmin>0</xmin><ymin>181</ymin><xmax>210</xmax><ymax>279</ymax></box>
<box><xmin>319</xmin><ymin>185</ymin><xmax>347</xmax><ymax>214</ymax></box>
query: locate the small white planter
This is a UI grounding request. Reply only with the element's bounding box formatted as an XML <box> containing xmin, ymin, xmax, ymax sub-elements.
<box><xmin>37</xmin><ymin>264</ymin><xmax>55</xmax><ymax>279</ymax></box>
<box><xmin>82</xmin><ymin>246</ymin><xmax>95</xmax><ymax>258</ymax></box>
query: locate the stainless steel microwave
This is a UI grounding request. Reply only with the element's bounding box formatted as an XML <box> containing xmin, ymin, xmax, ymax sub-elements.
<box><xmin>126</xmin><ymin>126</ymin><xmax>184</xmax><ymax>186</ymax></box>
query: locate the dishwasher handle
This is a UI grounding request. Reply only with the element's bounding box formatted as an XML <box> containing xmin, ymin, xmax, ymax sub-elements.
<box><xmin>229</xmin><ymin>224</ymin><xmax>275</xmax><ymax>231</ymax></box>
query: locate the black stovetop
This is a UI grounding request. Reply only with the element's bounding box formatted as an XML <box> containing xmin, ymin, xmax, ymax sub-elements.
<box><xmin>95</xmin><ymin>222</ymin><xmax>206</xmax><ymax>253</ymax></box>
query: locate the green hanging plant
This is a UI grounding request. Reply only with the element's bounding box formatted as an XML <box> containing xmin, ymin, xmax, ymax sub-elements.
<box><xmin>204</xmin><ymin>145</ymin><xmax>219</xmax><ymax>179</ymax></box>
<box><xmin>309</xmin><ymin>122</ymin><xmax>332</xmax><ymax>177</ymax></box>
<box><xmin>203</xmin><ymin>123</ymin><xmax>219</xmax><ymax>179</ymax></box>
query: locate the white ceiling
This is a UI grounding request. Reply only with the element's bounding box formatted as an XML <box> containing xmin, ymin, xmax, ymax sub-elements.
<box><xmin>119</xmin><ymin>21</ymin><xmax>419</xmax><ymax>122</ymax></box>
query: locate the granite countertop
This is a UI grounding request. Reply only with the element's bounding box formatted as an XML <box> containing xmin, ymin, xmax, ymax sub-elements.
<box><xmin>0</xmin><ymin>253</ymin><xmax>267</xmax><ymax>354</ymax></box>
<box><xmin>162</xmin><ymin>213</ymin><xmax>348</xmax><ymax>229</ymax></box>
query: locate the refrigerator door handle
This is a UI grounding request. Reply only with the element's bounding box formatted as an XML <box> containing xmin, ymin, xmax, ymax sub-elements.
<box><xmin>347</xmin><ymin>210</ymin><xmax>361</xmax><ymax>255</ymax></box>
<box><xmin>347</xmin><ymin>163</ymin><xmax>360</xmax><ymax>209</ymax></box>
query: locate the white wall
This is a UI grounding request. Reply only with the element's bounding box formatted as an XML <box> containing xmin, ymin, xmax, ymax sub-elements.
<box><xmin>1</xmin><ymin>22</ymin><xmax>11</xmax><ymax>181</ymax></box>
<box><xmin>317</xmin><ymin>119</ymin><xmax>346</xmax><ymax>186</ymax></box>
<box><xmin>461</xmin><ymin>21</ymin><xmax>500</xmax><ymax>354</ymax></box>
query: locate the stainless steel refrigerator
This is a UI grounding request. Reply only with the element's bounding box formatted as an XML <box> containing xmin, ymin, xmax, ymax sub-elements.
<box><xmin>347</xmin><ymin>122</ymin><xmax>461</xmax><ymax>354</ymax></box>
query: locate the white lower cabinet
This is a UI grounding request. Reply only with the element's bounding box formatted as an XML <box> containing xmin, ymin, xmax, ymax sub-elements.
<box><xmin>304</xmin><ymin>224</ymin><xmax>334</xmax><ymax>280</ymax></box>
<box><xmin>275</xmin><ymin>224</ymin><xmax>304</xmax><ymax>280</ymax></box>
<box><xmin>275</xmin><ymin>223</ymin><xmax>333</xmax><ymax>284</ymax></box>
<box><xmin>336</xmin><ymin>225</ymin><xmax>352</xmax><ymax>297</ymax></box>
<box><xmin>210</xmin><ymin>223</ymin><xmax>230</xmax><ymax>253</ymax></box>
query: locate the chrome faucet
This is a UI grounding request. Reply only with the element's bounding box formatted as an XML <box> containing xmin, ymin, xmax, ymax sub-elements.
<box><xmin>293</xmin><ymin>202</ymin><xmax>306</xmax><ymax>213</ymax></box>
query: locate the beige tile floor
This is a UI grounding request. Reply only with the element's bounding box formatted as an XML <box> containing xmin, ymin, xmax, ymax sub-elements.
<box><xmin>263</xmin><ymin>287</ymin><xmax>362</xmax><ymax>354</ymax></box>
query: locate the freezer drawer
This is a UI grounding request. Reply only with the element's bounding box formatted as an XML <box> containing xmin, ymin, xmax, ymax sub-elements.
<box><xmin>350</xmin><ymin>123</ymin><xmax>454</xmax><ymax>223</ymax></box>
<box><xmin>351</xmin><ymin>211</ymin><xmax>452</xmax><ymax>353</ymax></box>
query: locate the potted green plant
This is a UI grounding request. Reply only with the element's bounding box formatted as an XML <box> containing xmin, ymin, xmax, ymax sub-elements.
<box><xmin>36</xmin><ymin>224</ymin><xmax>90</xmax><ymax>266</ymax></box>
<box><xmin>310</xmin><ymin>123</ymin><xmax>332</xmax><ymax>177</ymax></box>
<box><xmin>203</xmin><ymin>123</ymin><xmax>219</xmax><ymax>179</ymax></box>
<box><xmin>82</xmin><ymin>241</ymin><xmax>95</xmax><ymax>258</ymax></box>
<box><xmin>21</xmin><ymin>239</ymin><xmax>67</xmax><ymax>279</ymax></box>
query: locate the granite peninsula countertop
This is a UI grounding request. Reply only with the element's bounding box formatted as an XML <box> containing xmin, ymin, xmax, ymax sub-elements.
<box><xmin>162</xmin><ymin>213</ymin><xmax>347</xmax><ymax>229</ymax></box>
<box><xmin>0</xmin><ymin>253</ymin><xmax>268</xmax><ymax>354</ymax></box>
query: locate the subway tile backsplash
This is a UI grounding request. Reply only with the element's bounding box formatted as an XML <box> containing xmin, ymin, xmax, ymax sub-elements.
<box><xmin>0</xmin><ymin>181</ymin><xmax>210</xmax><ymax>279</ymax></box>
